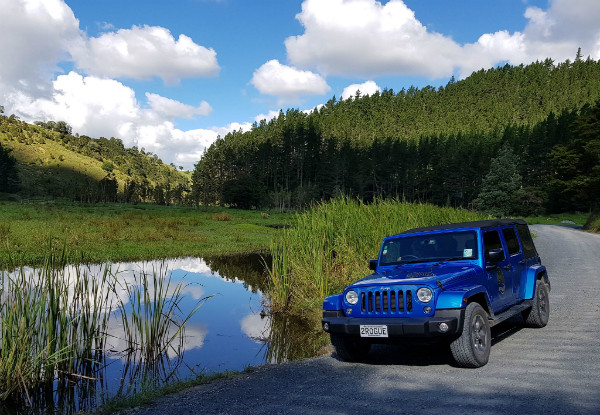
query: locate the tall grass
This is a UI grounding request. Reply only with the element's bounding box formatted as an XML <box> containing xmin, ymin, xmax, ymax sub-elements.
<box><xmin>267</xmin><ymin>197</ymin><xmax>486</xmax><ymax>315</ymax></box>
<box><xmin>584</xmin><ymin>211</ymin><xmax>600</xmax><ymax>232</ymax></box>
<box><xmin>0</xmin><ymin>250</ymin><xmax>206</xmax><ymax>410</ymax></box>
<box><xmin>114</xmin><ymin>263</ymin><xmax>211</xmax><ymax>366</ymax></box>
<box><xmin>0</xmin><ymin>250</ymin><xmax>113</xmax><ymax>404</ymax></box>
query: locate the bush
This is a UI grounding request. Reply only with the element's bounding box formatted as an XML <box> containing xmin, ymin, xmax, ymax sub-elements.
<box><xmin>584</xmin><ymin>211</ymin><xmax>600</xmax><ymax>232</ymax></box>
<box><xmin>211</xmin><ymin>212</ymin><xmax>232</xmax><ymax>221</ymax></box>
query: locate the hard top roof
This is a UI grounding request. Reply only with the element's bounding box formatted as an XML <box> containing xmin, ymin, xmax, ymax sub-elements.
<box><xmin>401</xmin><ymin>219</ymin><xmax>527</xmax><ymax>234</ymax></box>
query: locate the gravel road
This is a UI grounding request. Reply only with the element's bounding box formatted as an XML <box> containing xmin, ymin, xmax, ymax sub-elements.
<box><xmin>122</xmin><ymin>225</ymin><xmax>600</xmax><ymax>415</ymax></box>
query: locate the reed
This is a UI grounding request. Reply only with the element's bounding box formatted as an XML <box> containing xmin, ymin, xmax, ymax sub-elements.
<box><xmin>113</xmin><ymin>263</ymin><xmax>210</xmax><ymax>367</ymax></box>
<box><xmin>0</xmin><ymin>248</ymin><xmax>113</xmax><ymax>404</ymax></box>
<box><xmin>267</xmin><ymin>197</ymin><xmax>485</xmax><ymax>315</ymax></box>
<box><xmin>0</xmin><ymin>250</ymin><xmax>207</xmax><ymax>410</ymax></box>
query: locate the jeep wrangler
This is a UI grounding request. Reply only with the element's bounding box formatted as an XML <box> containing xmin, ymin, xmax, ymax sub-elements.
<box><xmin>321</xmin><ymin>219</ymin><xmax>550</xmax><ymax>368</ymax></box>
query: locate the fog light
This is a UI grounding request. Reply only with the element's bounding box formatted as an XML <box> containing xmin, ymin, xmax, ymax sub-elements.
<box><xmin>439</xmin><ymin>322</ymin><xmax>449</xmax><ymax>332</ymax></box>
<box><xmin>346</xmin><ymin>308</ymin><xmax>353</xmax><ymax>315</ymax></box>
<box><xmin>424</xmin><ymin>306</ymin><xmax>432</xmax><ymax>314</ymax></box>
<box><xmin>323</xmin><ymin>322</ymin><xmax>329</xmax><ymax>332</ymax></box>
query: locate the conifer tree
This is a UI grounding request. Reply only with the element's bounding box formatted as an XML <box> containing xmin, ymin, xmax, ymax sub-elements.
<box><xmin>474</xmin><ymin>143</ymin><xmax>523</xmax><ymax>217</ymax></box>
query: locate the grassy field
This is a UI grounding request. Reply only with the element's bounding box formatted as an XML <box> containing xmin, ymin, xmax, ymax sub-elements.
<box><xmin>522</xmin><ymin>212</ymin><xmax>590</xmax><ymax>226</ymax></box>
<box><xmin>0</xmin><ymin>201</ymin><xmax>293</xmax><ymax>267</ymax></box>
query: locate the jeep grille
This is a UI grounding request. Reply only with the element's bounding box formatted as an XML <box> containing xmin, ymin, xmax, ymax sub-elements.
<box><xmin>360</xmin><ymin>289</ymin><xmax>413</xmax><ymax>315</ymax></box>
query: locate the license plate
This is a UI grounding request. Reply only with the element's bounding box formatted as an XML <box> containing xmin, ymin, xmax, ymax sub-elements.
<box><xmin>359</xmin><ymin>325</ymin><xmax>388</xmax><ymax>338</ymax></box>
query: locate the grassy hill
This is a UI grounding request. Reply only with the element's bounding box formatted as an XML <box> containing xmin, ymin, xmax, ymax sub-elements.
<box><xmin>0</xmin><ymin>115</ymin><xmax>189</xmax><ymax>204</ymax></box>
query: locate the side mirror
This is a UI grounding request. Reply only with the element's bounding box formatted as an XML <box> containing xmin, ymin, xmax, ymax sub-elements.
<box><xmin>486</xmin><ymin>248</ymin><xmax>504</xmax><ymax>270</ymax></box>
<box><xmin>369</xmin><ymin>259</ymin><xmax>377</xmax><ymax>271</ymax></box>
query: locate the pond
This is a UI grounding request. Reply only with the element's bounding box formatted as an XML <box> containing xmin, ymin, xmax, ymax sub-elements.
<box><xmin>0</xmin><ymin>254</ymin><xmax>327</xmax><ymax>415</ymax></box>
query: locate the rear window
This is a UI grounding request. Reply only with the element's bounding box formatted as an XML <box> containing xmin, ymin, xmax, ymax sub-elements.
<box><xmin>516</xmin><ymin>224</ymin><xmax>537</xmax><ymax>258</ymax></box>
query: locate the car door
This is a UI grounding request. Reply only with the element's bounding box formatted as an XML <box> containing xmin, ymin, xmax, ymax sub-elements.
<box><xmin>483</xmin><ymin>229</ymin><xmax>513</xmax><ymax>312</ymax></box>
<box><xmin>501</xmin><ymin>227</ymin><xmax>525</xmax><ymax>301</ymax></box>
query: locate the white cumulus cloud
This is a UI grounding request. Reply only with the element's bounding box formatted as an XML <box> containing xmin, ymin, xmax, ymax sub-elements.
<box><xmin>254</xmin><ymin>110</ymin><xmax>281</xmax><ymax>124</ymax></box>
<box><xmin>146</xmin><ymin>93</ymin><xmax>212</xmax><ymax>119</ymax></box>
<box><xmin>285</xmin><ymin>0</ymin><xmax>461</xmax><ymax>78</ymax></box>
<box><xmin>11</xmin><ymin>71</ymin><xmax>223</xmax><ymax>170</ymax></box>
<box><xmin>341</xmin><ymin>80</ymin><xmax>381</xmax><ymax>100</ymax></box>
<box><xmin>251</xmin><ymin>59</ymin><xmax>330</xmax><ymax>102</ymax></box>
<box><xmin>285</xmin><ymin>0</ymin><xmax>600</xmax><ymax>80</ymax></box>
<box><xmin>71</xmin><ymin>25</ymin><xmax>220</xmax><ymax>84</ymax></box>
<box><xmin>0</xmin><ymin>0</ymin><xmax>83</xmax><ymax>97</ymax></box>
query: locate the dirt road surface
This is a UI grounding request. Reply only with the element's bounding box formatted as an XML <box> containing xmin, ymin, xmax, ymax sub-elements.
<box><xmin>121</xmin><ymin>225</ymin><xmax>600</xmax><ymax>415</ymax></box>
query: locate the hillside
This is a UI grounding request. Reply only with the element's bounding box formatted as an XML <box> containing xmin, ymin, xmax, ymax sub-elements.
<box><xmin>192</xmin><ymin>56</ymin><xmax>600</xmax><ymax>213</ymax></box>
<box><xmin>0</xmin><ymin>115</ymin><xmax>189</xmax><ymax>204</ymax></box>
<box><xmin>313</xmin><ymin>56</ymin><xmax>600</xmax><ymax>143</ymax></box>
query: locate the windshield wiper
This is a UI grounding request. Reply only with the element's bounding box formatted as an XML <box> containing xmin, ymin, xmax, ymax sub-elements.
<box><xmin>391</xmin><ymin>259</ymin><xmax>427</xmax><ymax>268</ymax></box>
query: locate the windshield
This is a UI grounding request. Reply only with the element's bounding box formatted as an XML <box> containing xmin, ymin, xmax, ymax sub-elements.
<box><xmin>379</xmin><ymin>230</ymin><xmax>479</xmax><ymax>266</ymax></box>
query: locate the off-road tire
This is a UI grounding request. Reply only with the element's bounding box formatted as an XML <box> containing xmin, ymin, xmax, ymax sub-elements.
<box><xmin>330</xmin><ymin>333</ymin><xmax>371</xmax><ymax>362</ymax></box>
<box><xmin>450</xmin><ymin>302</ymin><xmax>491</xmax><ymax>368</ymax></box>
<box><xmin>522</xmin><ymin>281</ymin><xmax>550</xmax><ymax>328</ymax></box>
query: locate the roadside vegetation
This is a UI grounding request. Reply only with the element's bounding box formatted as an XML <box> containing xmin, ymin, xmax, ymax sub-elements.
<box><xmin>584</xmin><ymin>211</ymin><xmax>600</xmax><ymax>232</ymax></box>
<box><xmin>522</xmin><ymin>212</ymin><xmax>590</xmax><ymax>226</ymax></box>
<box><xmin>267</xmin><ymin>197</ymin><xmax>486</xmax><ymax>319</ymax></box>
<box><xmin>0</xmin><ymin>201</ymin><xmax>293</xmax><ymax>268</ymax></box>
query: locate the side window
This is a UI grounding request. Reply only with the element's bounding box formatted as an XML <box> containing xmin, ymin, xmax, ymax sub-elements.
<box><xmin>516</xmin><ymin>224</ymin><xmax>537</xmax><ymax>258</ymax></box>
<box><xmin>502</xmin><ymin>228</ymin><xmax>521</xmax><ymax>256</ymax></box>
<box><xmin>483</xmin><ymin>230</ymin><xmax>505</xmax><ymax>261</ymax></box>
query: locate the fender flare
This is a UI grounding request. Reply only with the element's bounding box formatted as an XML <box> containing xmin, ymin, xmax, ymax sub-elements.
<box><xmin>521</xmin><ymin>264</ymin><xmax>548</xmax><ymax>299</ymax></box>
<box><xmin>436</xmin><ymin>285</ymin><xmax>493</xmax><ymax>314</ymax></box>
<box><xmin>323</xmin><ymin>293</ymin><xmax>343</xmax><ymax>311</ymax></box>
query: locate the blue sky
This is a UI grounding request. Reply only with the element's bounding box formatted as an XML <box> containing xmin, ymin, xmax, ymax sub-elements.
<box><xmin>1</xmin><ymin>0</ymin><xmax>599</xmax><ymax>169</ymax></box>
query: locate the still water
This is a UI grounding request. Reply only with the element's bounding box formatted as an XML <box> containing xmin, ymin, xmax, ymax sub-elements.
<box><xmin>1</xmin><ymin>254</ymin><xmax>326</xmax><ymax>414</ymax></box>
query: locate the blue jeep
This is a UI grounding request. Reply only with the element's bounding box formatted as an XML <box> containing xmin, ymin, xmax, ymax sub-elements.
<box><xmin>321</xmin><ymin>219</ymin><xmax>550</xmax><ymax>367</ymax></box>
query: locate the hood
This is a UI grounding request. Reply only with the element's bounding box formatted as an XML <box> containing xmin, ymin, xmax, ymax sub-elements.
<box><xmin>351</xmin><ymin>262</ymin><xmax>479</xmax><ymax>288</ymax></box>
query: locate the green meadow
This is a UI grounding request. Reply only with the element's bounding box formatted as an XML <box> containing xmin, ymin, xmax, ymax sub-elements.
<box><xmin>0</xmin><ymin>201</ymin><xmax>294</xmax><ymax>267</ymax></box>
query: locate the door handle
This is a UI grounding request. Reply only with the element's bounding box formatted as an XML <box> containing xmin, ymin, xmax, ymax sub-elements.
<box><xmin>503</xmin><ymin>264</ymin><xmax>513</xmax><ymax>270</ymax></box>
<box><xmin>519</xmin><ymin>259</ymin><xmax>526</xmax><ymax>265</ymax></box>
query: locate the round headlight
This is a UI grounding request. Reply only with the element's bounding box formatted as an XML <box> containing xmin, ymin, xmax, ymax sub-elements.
<box><xmin>345</xmin><ymin>290</ymin><xmax>359</xmax><ymax>305</ymax></box>
<box><xmin>416</xmin><ymin>287</ymin><xmax>433</xmax><ymax>303</ymax></box>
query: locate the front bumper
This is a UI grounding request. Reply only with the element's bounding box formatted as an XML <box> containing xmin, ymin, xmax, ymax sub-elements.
<box><xmin>322</xmin><ymin>309</ymin><xmax>464</xmax><ymax>338</ymax></box>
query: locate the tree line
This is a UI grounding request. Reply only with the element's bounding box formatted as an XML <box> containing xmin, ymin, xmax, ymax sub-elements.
<box><xmin>192</xmin><ymin>55</ymin><xmax>600</xmax><ymax>214</ymax></box>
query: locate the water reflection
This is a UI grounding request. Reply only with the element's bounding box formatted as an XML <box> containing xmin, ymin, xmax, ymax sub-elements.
<box><xmin>264</xmin><ymin>314</ymin><xmax>329</xmax><ymax>364</ymax></box>
<box><xmin>0</xmin><ymin>254</ymin><xmax>326</xmax><ymax>415</ymax></box>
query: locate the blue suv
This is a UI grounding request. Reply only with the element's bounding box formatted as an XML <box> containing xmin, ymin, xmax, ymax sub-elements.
<box><xmin>322</xmin><ymin>219</ymin><xmax>550</xmax><ymax>367</ymax></box>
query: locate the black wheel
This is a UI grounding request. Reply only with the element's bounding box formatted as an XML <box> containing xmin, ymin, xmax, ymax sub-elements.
<box><xmin>522</xmin><ymin>281</ymin><xmax>550</xmax><ymax>328</ymax></box>
<box><xmin>450</xmin><ymin>302</ymin><xmax>491</xmax><ymax>368</ymax></box>
<box><xmin>330</xmin><ymin>333</ymin><xmax>371</xmax><ymax>362</ymax></box>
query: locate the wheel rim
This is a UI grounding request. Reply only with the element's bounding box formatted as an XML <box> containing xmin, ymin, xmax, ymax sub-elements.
<box><xmin>472</xmin><ymin>314</ymin><xmax>488</xmax><ymax>353</ymax></box>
